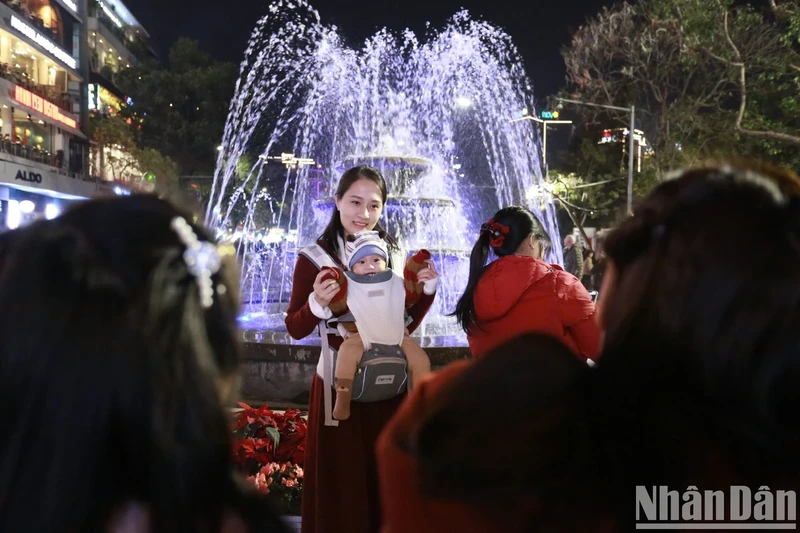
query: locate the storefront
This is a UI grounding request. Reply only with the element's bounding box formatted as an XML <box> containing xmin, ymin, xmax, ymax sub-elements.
<box><xmin>0</xmin><ymin>186</ymin><xmax>73</xmax><ymax>228</ymax></box>
<box><xmin>0</xmin><ymin>157</ymin><xmax>94</xmax><ymax>230</ymax></box>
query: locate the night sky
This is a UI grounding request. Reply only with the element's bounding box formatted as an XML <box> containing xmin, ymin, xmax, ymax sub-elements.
<box><xmin>123</xmin><ymin>0</ymin><xmax>614</xmax><ymax>99</ymax></box>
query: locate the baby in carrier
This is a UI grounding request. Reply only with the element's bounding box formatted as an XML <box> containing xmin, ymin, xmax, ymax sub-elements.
<box><xmin>320</xmin><ymin>230</ymin><xmax>436</xmax><ymax>420</ymax></box>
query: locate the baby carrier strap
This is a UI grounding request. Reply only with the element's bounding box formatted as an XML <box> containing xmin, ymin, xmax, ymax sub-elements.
<box><xmin>319</xmin><ymin>319</ymin><xmax>339</xmax><ymax>427</ymax></box>
<box><xmin>299</xmin><ymin>244</ymin><xmax>344</xmax><ymax>426</ymax></box>
<box><xmin>300</xmin><ymin>243</ymin><xmax>341</xmax><ymax>337</ymax></box>
<box><xmin>299</xmin><ymin>243</ymin><xmax>340</xmax><ymax>270</ymax></box>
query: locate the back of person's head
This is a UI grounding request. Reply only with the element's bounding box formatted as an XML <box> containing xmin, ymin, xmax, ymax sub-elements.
<box><xmin>405</xmin><ymin>333</ymin><xmax>596</xmax><ymax>530</ymax></box>
<box><xmin>0</xmin><ymin>195</ymin><xmax>286</xmax><ymax>533</ymax></box>
<box><xmin>452</xmin><ymin>206</ymin><xmax>550</xmax><ymax>333</ymax></box>
<box><xmin>598</xmin><ymin>160</ymin><xmax>800</xmax><ymax>464</ymax></box>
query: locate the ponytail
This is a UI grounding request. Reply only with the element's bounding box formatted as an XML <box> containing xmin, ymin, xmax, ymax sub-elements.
<box><xmin>451</xmin><ymin>231</ymin><xmax>492</xmax><ymax>333</ymax></box>
<box><xmin>451</xmin><ymin>206</ymin><xmax>548</xmax><ymax>334</ymax></box>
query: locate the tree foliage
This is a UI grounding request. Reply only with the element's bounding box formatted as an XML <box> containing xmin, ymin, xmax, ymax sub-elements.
<box><xmin>88</xmin><ymin>114</ymin><xmax>139</xmax><ymax>182</ymax></box>
<box><xmin>115</xmin><ymin>38</ymin><xmax>238</xmax><ymax>177</ymax></box>
<box><xmin>561</xmin><ymin>0</ymin><xmax>800</xmax><ymax>179</ymax></box>
<box><xmin>88</xmin><ymin>114</ymin><xmax>179</xmax><ymax>191</ymax></box>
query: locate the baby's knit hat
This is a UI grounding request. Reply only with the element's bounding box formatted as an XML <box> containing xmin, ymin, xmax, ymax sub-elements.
<box><xmin>347</xmin><ymin>230</ymin><xmax>388</xmax><ymax>270</ymax></box>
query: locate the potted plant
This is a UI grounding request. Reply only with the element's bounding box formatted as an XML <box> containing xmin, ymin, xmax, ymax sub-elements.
<box><xmin>231</xmin><ymin>403</ymin><xmax>307</xmax><ymax>517</ymax></box>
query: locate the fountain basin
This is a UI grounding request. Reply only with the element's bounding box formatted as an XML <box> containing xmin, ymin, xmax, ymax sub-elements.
<box><xmin>240</xmin><ymin>340</ymin><xmax>472</xmax><ymax>408</ymax></box>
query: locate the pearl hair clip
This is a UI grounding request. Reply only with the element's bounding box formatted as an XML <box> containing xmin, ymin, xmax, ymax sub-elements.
<box><xmin>170</xmin><ymin>216</ymin><xmax>223</xmax><ymax>309</ymax></box>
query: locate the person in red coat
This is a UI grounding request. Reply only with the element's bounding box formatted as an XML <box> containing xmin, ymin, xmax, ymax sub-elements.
<box><xmin>285</xmin><ymin>165</ymin><xmax>437</xmax><ymax>533</ymax></box>
<box><xmin>452</xmin><ymin>206</ymin><xmax>600</xmax><ymax>359</ymax></box>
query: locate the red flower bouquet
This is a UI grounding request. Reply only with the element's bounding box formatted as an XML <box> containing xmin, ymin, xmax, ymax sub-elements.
<box><xmin>231</xmin><ymin>403</ymin><xmax>307</xmax><ymax>515</ymax></box>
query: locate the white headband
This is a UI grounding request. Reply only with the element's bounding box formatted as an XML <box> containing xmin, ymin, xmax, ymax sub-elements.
<box><xmin>170</xmin><ymin>217</ymin><xmax>223</xmax><ymax>309</ymax></box>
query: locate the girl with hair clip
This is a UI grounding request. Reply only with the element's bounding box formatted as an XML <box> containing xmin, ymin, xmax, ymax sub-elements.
<box><xmin>377</xmin><ymin>161</ymin><xmax>800</xmax><ymax>533</ymax></box>
<box><xmin>0</xmin><ymin>195</ymin><xmax>289</xmax><ymax>533</ymax></box>
<box><xmin>452</xmin><ymin>205</ymin><xmax>601</xmax><ymax>360</ymax></box>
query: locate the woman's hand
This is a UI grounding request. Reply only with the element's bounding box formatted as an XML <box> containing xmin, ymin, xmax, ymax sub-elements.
<box><xmin>416</xmin><ymin>259</ymin><xmax>440</xmax><ymax>295</ymax></box>
<box><xmin>313</xmin><ymin>270</ymin><xmax>341</xmax><ymax>307</ymax></box>
<box><xmin>416</xmin><ymin>259</ymin><xmax>439</xmax><ymax>282</ymax></box>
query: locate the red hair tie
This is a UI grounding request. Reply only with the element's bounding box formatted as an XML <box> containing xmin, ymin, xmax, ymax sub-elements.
<box><xmin>480</xmin><ymin>218</ymin><xmax>510</xmax><ymax>248</ymax></box>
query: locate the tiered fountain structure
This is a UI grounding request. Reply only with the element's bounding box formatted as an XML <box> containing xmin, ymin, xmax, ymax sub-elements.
<box><xmin>207</xmin><ymin>0</ymin><xmax>560</xmax><ymax>404</ymax></box>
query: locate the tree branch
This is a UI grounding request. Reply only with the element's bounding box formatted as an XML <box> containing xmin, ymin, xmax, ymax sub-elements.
<box><xmin>551</xmin><ymin>192</ymin><xmax>596</xmax><ymax>253</ymax></box>
<box><xmin>702</xmin><ymin>47</ymin><xmax>743</xmax><ymax>67</ymax></box>
<box><xmin>721</xmin><ymin>8</ymin><xmax>800</xmax><ymax>145</ymax></box>
<box><xmin>768</xmin><ymin>0</ymin><xmax>779</xmax><ymax>16</ymax></box>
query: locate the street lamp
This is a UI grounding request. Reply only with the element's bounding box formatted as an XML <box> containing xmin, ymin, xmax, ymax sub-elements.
<box><xmin>555</xmin><ymin>97</ymin><xmax>636</xmax><ymax>216</ymax></box>
<box><xmin>511</xmin><ymin>114</ymin><xmax>572</xmax><ymax>174</ymax></box>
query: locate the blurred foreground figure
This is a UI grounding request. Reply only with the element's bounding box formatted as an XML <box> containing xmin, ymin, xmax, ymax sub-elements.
<box><xmin>0</xmin><ymin>196</ymin><xmax>288</xmax><ymax>533</ymax></box>
<box><xmin>378</xmin><ymin>161</ymin><xmax>800</xmax><ymax>533</ymax></box>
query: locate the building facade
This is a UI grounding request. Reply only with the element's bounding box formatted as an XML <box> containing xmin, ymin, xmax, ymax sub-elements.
<box><xmin>598</xmin><ymin>127</ymin><xmax>654</xmax><ymax>173</ymax></box>
<box><xmin>0</xmin><ymin>0</ymin><xmax>94</xmax><ymax>228</ymax></box>
<box><xmin>0</xmin><ymin>0</ymin><xmax>152</xmax><ymax>230</ymax></box>
<box><xmin>86</xmin><ymin>0</ymin><xmax>154</xmax><ymax>192</ymax></box>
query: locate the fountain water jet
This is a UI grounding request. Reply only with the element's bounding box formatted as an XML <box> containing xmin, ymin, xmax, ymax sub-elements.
<box><xmin>209</xmin><ymin>0</ymin><xmax>560</xmax><ymax>347</ymax></box>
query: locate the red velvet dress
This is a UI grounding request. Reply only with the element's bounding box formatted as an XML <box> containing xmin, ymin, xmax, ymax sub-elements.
<box><xmin>285</xmin><ymin>239</ymin><xmax>435</xmax><ymax>533</ymax></box>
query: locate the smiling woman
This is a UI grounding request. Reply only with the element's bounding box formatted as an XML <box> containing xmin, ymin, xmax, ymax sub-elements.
<box><xmin>318</xmin><ymin>166</ymin><xmax>397</xmax><ymax>258</ymax></box>
<box><xmin>334</xmin><ymin>179</ymin><xmax>383</xmax><ymax>235</ymax></box>
<box><xmin>284</xmin><ymin>165</ymin><xmax>437</xmax><ymax>533</ymax></box>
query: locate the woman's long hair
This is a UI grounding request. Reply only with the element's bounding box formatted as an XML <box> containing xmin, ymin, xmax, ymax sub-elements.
<box><xmin>319</xmin><ymin>165</ymin><xmax>398</xmax><ymax>263</ymax></box>
<box><xmin>595</xmin><ymin>160</ymin><xmax>800</xmax><ymax>475</ymax></box>
<box><xmin>0</xmin><ymin>196</ymin><xmax>288</xmax><ymax>533</ymax></box>
<box><xmin>451</xmin><ymin>206</ymin><xmax>549</xmax><ymax>333</ymax></box>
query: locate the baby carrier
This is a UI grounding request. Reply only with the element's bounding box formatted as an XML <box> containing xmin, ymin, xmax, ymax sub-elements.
<box><xmin>299</xmin><ymin>244</ymin><xmax>410</xmax><ymax>427</ymax></box>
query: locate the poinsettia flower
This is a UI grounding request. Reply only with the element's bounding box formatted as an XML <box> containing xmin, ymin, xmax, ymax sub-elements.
<box><xmin>234</xmin><ymin>438</ymin><xmax>256</xmax><ymax>454</ymax></box>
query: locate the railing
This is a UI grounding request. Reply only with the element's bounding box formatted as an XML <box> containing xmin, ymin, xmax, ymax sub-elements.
<box><xmin>0</xmin><ymin>63</ymin><xmax>75</xmax><ymax>113</ymax></box>
<box><xmin>0</xmin><ymin>139</ymin><xmax>92</xmax><ymax>182</ymax></box>
<box><xmin>88</xmin><ymin>2</ymin><xmax>152</xmax><ymax>63</ymax></box>
<box><xmin>1</xmin><ymin>0</ymin><xmax>62</xmax><ymax>42</ymax></box>
<box><xmin>89</xmin><ymin>6</ymin><xmax>128</xmax><ymax>47</ymax></box>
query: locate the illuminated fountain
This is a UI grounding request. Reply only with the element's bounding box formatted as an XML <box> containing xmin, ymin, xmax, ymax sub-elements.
<box><xmin>207</xmin><ymin>0</ymin><xmax>560</xmax><ymax>347</ymax></box>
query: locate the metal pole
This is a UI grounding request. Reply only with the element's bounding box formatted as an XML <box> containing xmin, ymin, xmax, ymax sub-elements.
<box><xmin>543</xmin><ymin>122</ymin><xmax>548</xmax><ymax>176</ymax></box>
<box><xmin>627</xmin><ymin>105</ymin><xmax>635</xmax><ymax>216</ymax></box>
